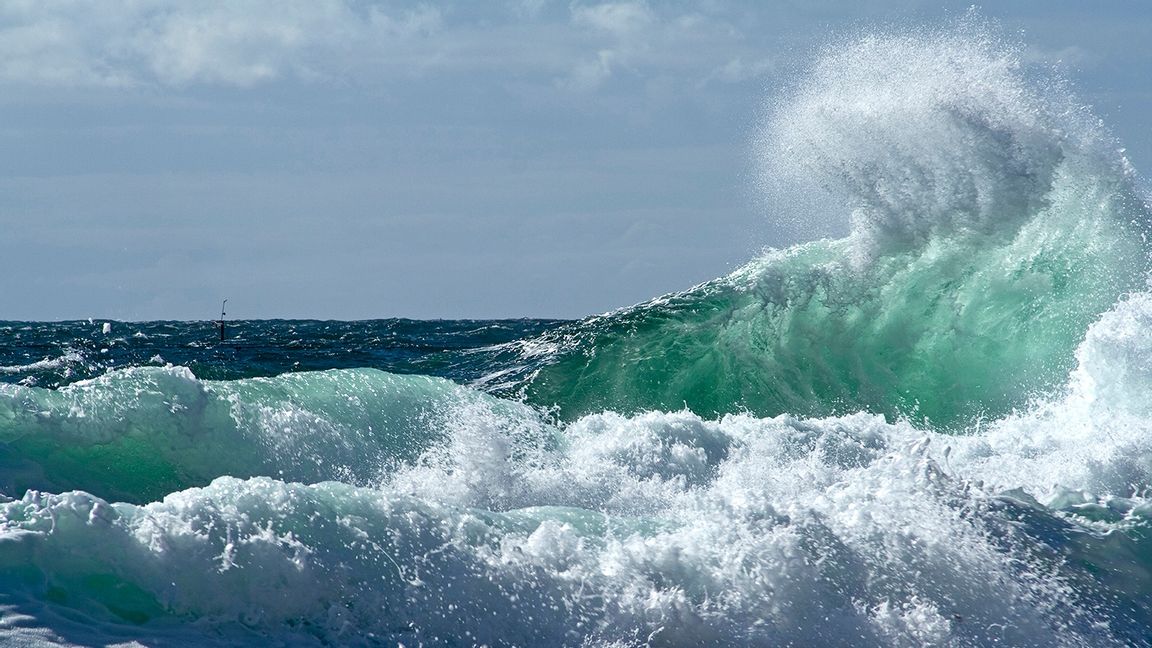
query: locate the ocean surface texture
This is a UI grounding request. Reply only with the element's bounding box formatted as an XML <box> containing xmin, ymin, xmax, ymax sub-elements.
<box><xmin>5</xmin><ymin>23</ymin><xmax>1152</xmax><ymax>647</ymax></box>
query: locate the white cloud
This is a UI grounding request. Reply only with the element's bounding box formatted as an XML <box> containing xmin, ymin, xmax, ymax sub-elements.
<box><xmin>559</xmin><ymin>49</ymin><xmax>616</xmax><ymax>90</ymax></box>
<box><xmin>0</xmin><ymin>1</ymin><xmax>141</xmax><ymax>86</ymax></box>
<box><xmin>0</xmin><ymin>0</ymin><xmax>774</xmax><ymax>96</ymax></box>
<box><xmin>559</xmin><ymin>2</ymin><xmax>765</xmax><ymax>93</ymax></box>
<box><xmin>571</xmin><ymin>1</ymin><xmax>653</xmax><ymax>36</ymax></box>
<box><xmin>0</xmin><ymin>0</ymin><xmax>445</xmax><ymax>86</ymax></box>
<box><xmin>511</xmin><ymin>0</ymin><xmax>553</xmax><ymax>19</ymax></box>
<box><xmin>134</xmin><ymin>4</ymin><xmax>313</xmax><ymax>86</ymax></box>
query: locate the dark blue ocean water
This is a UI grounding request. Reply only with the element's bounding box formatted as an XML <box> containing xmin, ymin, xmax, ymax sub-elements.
<box><xmin>0</xmin><ymin>319</ymin><xmax>566</xmax><ymax>388</ymax></box>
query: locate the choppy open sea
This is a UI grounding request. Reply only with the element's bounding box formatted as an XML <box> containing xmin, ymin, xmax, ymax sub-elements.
<box><xmin>5</xmin><ymin>20</ymin><xmax>1152</xmax><ymax>648</ymax></box>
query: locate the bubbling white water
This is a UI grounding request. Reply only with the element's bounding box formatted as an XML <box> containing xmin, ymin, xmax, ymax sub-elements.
<box><xmin>3</xmin><ymin>380</ymin><xmax>1148</xmax><ymax>646</ymax></box>
<box><xmin>945</xmin><ymin>291</ymin><xmax>1152</xmax><ymax>503</ymax></box>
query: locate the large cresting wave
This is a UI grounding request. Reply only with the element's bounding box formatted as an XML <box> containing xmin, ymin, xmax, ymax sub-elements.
<box><xmin>514</xmin><ymin>24</ymin><xmax>1152</xmax><ymax>427</ymax></box>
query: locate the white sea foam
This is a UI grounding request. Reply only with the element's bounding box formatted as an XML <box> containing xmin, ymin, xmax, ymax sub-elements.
<box><xmin>1</xmin><ymin>382</ymin><xmax>1146</xmax><ymax>646</ymax></box>
<box><xmin>0</xmin><ymin>352</ymin><xmax>85</xmax><ymax>375</ymax></box>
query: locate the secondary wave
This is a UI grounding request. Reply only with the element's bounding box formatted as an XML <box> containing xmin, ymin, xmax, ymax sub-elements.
<box><xmin>0</xmin><ymin>366</ymin><xmax>549</xmax><ymax>503</ymax></box>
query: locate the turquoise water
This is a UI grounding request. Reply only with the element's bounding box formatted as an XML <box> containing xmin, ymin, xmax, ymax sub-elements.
<box><xmin>4</xmin><ymin>21</ymin><xmax>1152</xmax><ymax>647</ymax></box>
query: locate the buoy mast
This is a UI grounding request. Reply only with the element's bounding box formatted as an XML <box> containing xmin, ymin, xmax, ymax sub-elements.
<box><xmin>217</xmin><ymin>299</ymin><xmax>227</xmax><ymax>341</ymax></box>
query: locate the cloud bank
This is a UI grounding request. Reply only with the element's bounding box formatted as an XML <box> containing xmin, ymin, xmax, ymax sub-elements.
<box><xmin>0</xmin><ymin>0</ymin><xmax>773</xmax><ymax>89</ymax></box>
<box><xmin>0</xmin><ymin>0</ymin><xmax>445</xmax><ymax>86</ymax></box>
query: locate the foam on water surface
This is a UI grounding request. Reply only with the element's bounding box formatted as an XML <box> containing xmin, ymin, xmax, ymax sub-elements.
<box><xmin>3</xmin><ymin>389</ymin><xmax>1152</xmax><ymax>646</ymax></box>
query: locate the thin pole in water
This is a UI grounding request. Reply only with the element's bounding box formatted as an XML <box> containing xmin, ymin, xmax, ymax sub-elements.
<box><xmin>218</xmin><ymin>299</ymin><xmax>228</xmax><ymax>341</ymax></box>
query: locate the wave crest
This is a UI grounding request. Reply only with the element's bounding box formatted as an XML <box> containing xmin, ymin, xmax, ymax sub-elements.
<box><xmin>514</xmin><ymin>22</ymin><xmax>1152</xmax><ymax>426</ymax></box>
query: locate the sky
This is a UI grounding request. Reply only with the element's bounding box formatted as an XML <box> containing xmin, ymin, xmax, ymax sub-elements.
<box><xmin>1</xmin><ymin>1</ymin><xmax>1150</xmax><ymax>321</ymax></box>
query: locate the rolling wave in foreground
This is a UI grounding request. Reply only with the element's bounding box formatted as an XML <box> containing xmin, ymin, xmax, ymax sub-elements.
<box><xmin>5</xmin><ymin>22</ymin><xmax>1152</xmax><ymax>647</ymax></box>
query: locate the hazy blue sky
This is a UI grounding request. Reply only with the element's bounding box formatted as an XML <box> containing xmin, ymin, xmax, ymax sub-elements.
<box><xmin>2</xmin><ymin>1</ymin><xmax>1150</xmax><ymax>320</ymax></box>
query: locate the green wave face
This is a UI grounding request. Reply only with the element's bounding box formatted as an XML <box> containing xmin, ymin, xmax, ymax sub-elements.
<box><xmin>520</xmin><ymin>28</ymin><xmax>1152</xmax><ymax>427</ymax></box>
<box><xmin>0</xmin><ymin>366</ymin><xmax>549</xmax><ymax>503</ymax></box>
<box><xmin>524</xmin><ymin>198</ymin><xmax>1149</xmax><ymax>426</ymax></box>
